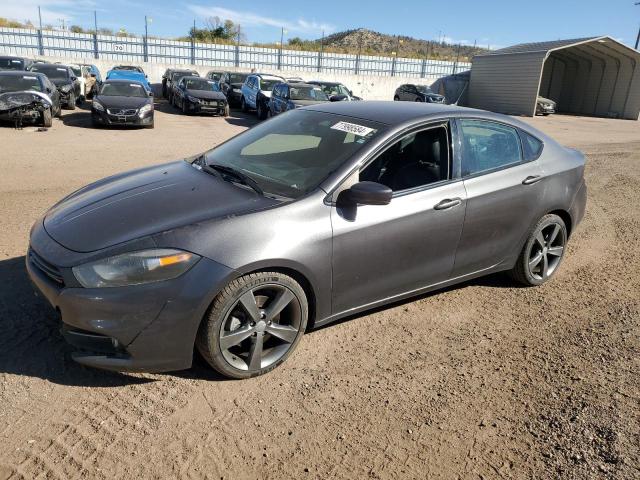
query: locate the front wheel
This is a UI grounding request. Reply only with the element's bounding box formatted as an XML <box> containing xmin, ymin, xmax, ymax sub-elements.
<box><xmin>241</xmin><ymin>97</ymin><xmax>249</xmax><ymax>113</ymax></box>
<box><xmin>257</xmin><ymin>101</ymin><xmax>267</xmax><ymax>120</ymax></box>
<box><xmin>65</xmin><ymin>92</ymin><xmax>76</xmax><ymax>110</ymax></box>
<box><xmin>510</xmin><ymin>214</ymin><xmax>567</xmax><ymax>286</ymax></box>
<box><xmin>223</xmin><ymin>104</ymin><xmax>230</xmax><ymax>117</ymax></box>
<box><xmin>41</xmin><ymin>107</ymin><xmax>52</xmax><ymax>127</ymax></box>
<box><xmin>393</xmin><ymin>96</ymin><xmax>400</xmax><ymax>101</ymax></box>
<box><xmin>196</xmin><ymin>272</ymin><xmax>308</xmax><ymax>379</ymax></box>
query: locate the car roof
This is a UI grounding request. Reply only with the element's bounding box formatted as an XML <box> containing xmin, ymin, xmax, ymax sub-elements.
<box><xmin>103</xmin><ymin>78</ymin><xmax>144</xmax><ymax>84</ymax></box>
<box><xmin>0</xmin><ymin>70</ymin><xmax>44</xmax><ymax>77</ymax></box>
<box><xmin>286</xmin><ymin>82</ymin><xmax>318</xmax><ymax>87</ymax></box>
<box><xmin>304</xmin><ymin>101</ymin><xmax>477</xmax><ymax>125</ymax></box>
<box><xmin>309</xmin><ymin>80</ymin><xmax>341</xmax><ymax>86</ymax></box>
<box><xmin>253</xmin><ymin>74</ymin><xmax>284</xmax><ymax>80</ymax></box>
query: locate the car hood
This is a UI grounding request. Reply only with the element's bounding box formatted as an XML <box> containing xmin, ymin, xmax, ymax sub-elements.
<box><xmin>424</xmin><ymin>93</ymin><xmax>444</xmax><ymax>101</ymax></box>
<box><xmin>95</xmin><ymin>95</ymin><xmax>150</xmax><ymax>109</ymax></box>
<box><xmin>186</xmin><ymin>89</ymin><xmax>227</xmax><ymax>100</ymax></box>
<box><xmin>51</xmin><ymin>78</ymin><xmax>73</xmax><ymax>88</ymax></box>
<box><xmin>0</xmin><ymin>91</ymin><xmax>52</xmax><ymax>113</ymax></box>
<box><xmin>537</xmin><ymin>96</ymin><xmax>556</xmax><ymax>106</ymax></box>
<box><xmin>43</xmin><ymin>161</ymin><xmax>278</xmax><ymax>253</ymax></box>
<box><xmin>229</xmin><ymin>82</ymin><xmax>244</xmax><ymax>89</ymax></box>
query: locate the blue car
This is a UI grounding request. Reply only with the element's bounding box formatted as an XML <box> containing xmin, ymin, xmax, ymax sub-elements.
<box><xmin>105</xmin><ymin>70</ymin><xmax>152</xmax><ymax>94</ymax></box>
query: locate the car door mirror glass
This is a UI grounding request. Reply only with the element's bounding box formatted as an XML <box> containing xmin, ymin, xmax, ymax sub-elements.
<box><xmin>348</xmin><ymin>181</ymin><xmax>392</xmax><ymax>206</ymax></box>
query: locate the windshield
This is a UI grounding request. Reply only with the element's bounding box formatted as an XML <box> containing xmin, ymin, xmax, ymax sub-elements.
<box><xmin>229</xmin><ymin>73</ymin><xmax>247</xmax><ymax>84</ymax></box>
<box><xmin>68</xmin><ymin>66</ymin><xmax>81</xmax><ymax>77</ymax></box>
<box><xmin>317</xmin><ymin>84</ymin><xmax>341</xmax><ymax>96</ymax></box>
<box><xmin>258</xmin><ymin>79</ymin><xmax>280</xmax><ymax>92</ymax></box>
<box><xmin>416</xmin><ymin>85</ymin><xmax>434</xmax><ymax>94</ymax></box>
<box><xmin>0</xmin><ymin>58</ymin><xmax>24</xmax><ymax>70</ymax></box>
<box><xmin>208</xmin><ymin>72</ymin><xmax>223</xmax><ymax>81</ymax></box>
<box><xmin>202</xmin><ymin>110</ymin><xmax>384</xmax><ymax>198</ymax></box>
<box><xmin>185</xmin><ymin>78</ymin><xmax>219</xmax><ymax>91</ymax></box>
<box><xmin>289</xmin><ymin>86</ymin><xmax>328</xmax><ymax>101</ymax></box>
<box><xmin>0</xmin><ymin>74</ymin><xmax>42</xmax><ymax>93</ymax></box>
<box><xmin>114</xmin><ymin>66</ymin><xmax>142</xmax><ymax>73</ymax></box>
<box><xmin>172</xmin><ymin>71</ymin><xmax>197</xmax><ymax>81</ymax></box>
<box><xmin>99</xmin><ymin>82</ymin><xmax>147</xmax><ymax>97</ymax></box>
<box><xmin>30</xmin><ymin>65</ymin><xmax>70</xmax><ymax>81</ymax></box>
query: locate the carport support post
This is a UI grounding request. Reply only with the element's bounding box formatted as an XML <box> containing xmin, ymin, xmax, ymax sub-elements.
<box><xmin>37</xmin><ymin>6</ymin><xmax>44</xmax><ymax>56</ymax></box>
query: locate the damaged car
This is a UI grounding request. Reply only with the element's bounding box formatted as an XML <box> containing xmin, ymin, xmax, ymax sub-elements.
<box><xmin>29</xmin><ymin>63</ymin><xmax>81</xmax><ymax>110</ymax></box>
<box><xmin>536</xmin><ymin>96</ymin><xmax>556</xmax><ymax>116</ymax></box>
<box><xmin>0</xmin><ymin>71</ymin><xmax>61</xmax><ymax>127</ymax></box>
<box><xmin>172</xmin><ymin>76</ymin><xmax>229</xmax><ymax>116</ymax></box>
<box><xmin>394</xmin><ymin>84</ymin><xmax>445</xmax><ymax>103</ymax></box>
<box><xmin>0</xmin><ymin>56</ymin><xmax>33</xmax><ymax>71</ymax></box>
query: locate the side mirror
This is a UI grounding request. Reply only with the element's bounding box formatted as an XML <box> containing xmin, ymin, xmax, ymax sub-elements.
<box><xmin>70</xmin><ymin>76</ymin><xmax>77</xmax><ymax>81</ymax></box>
<box><xmin>148</xmin><ymin>91</ymin><xmax>154</xmax><ymax>97</ymax></box>
<box><xmin>330</xmin><ymin>94</ymin><xmax>348</xmax><ymax>102</ymax></box>
<box><xmin>348</xmin><ymin>181</ymin><xmax>392</xmax><ymax>206</ymax></box>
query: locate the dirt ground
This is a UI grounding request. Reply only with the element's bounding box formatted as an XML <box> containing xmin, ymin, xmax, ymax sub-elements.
<box><xmin>0</xmin><ymin>103</ymin><xmax>638</xmax><ymax>480</ymax></box>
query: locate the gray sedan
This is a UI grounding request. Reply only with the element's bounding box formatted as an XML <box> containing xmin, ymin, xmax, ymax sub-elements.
<box><xmin>26</xmin><ymin>102</ymin><xmax>586</xmax><ymax>378</ymax></box>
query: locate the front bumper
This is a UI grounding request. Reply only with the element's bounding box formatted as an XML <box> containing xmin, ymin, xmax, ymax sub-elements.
<box><xmin>26</xmin><ymin>224</ymin><xmax>234</xmax><ymax>372</ymax></box>
<box><xmin>91</xmin><ymin>109</ymin><xmax>154</xmax><ymax>127</ymax></box>
<box><xmin>184</xmin><ymin>100</ymin><xmax>227</xmax><ymax>115</ymax></box>
<box><xmin>0</xmin><ymin>107</ymin><xmax>43</xmax><ymax>124</ymax></box>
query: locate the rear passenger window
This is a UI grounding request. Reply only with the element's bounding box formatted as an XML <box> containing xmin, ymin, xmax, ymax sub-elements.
<box><xmin>520</xmin><ymin>131</ymin><xmax>544</xmax><ymax>161</ymax></box>
<box><xmin>459</xmin><ymin>120</ymin><xmax>522</xmax><ymax>177</ymax></box>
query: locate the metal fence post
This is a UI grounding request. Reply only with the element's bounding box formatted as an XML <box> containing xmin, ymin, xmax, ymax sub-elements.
<box><xmin>354</xmin><ymin>53</ymin><xmax>360</xmax><ymax>75</ymax></box>
<box><xmin>420</xmin><ymin>58</ymin><xmax>427</xmax><ymax>78</ymax></box>
<box><xmin>93</xmin><ymin>33</ymin><xmax>99</xmax><ymax>59</ymax></box>
<box><xmin>37</xmin><ymin>29</ymin><xmax>44</xmax><ymax>56</ymax></box>
<box><xmin>317</xmin><ymin>50</ymin><xmax>322</xmax><ymax>72</ymax></box>
<box><xmin>391</xmin><ymin>56</ymin><xmax>396</xmax><ymax>77</ymax></box>
<box><xmin>190</xmin><ymin>37</ymin><xmax>195</xmax><ymax>65</ymax></box>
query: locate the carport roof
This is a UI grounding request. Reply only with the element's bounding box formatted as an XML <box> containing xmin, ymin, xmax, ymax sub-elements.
<box><xmin>476</xmin><ymin>36</ymin><xmax>637</xmax><ymax>56</ymax></box>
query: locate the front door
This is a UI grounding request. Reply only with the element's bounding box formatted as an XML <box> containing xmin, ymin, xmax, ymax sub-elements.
<box><xmin>331</xmin><ymin>122</ymin><xmax>467</xmax><ymax>314</ymax></box>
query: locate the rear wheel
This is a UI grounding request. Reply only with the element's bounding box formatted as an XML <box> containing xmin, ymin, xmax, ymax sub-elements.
<box><xmin>196</xmin><ymin>272</ymin><xmax>308</xmax><ymax>379</ymax></box>
<box><xmin>510</xmin><ymin>214</ymin><xmax>567</xmax><ymax>286</ymax></box>
<box><xmin>241</xmin><ymin>97</ymin><xmax>249</xmax><ymax>113</ymax></box>
<box><xmin>393</xmin><ymin>95</ymin><xmax>400</xmax><ymax>101</ymax></box>
<box><xmin>41</xmin><ymin>107</ymin><xmax>52</xmax><ymax>127</ymax></box>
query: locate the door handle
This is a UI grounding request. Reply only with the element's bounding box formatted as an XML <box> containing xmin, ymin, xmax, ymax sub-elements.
<box><xmin>434</xmin><ymin>198</ymin><xmax>462</xmax><ymax>210</ymax></box>
<box><xmin>522</xmin><ymin>175</ymin><xmax>542</xmax><ymax>185</ymax></box>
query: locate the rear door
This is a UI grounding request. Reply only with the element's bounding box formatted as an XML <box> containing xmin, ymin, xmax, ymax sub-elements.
<box><xmin>452</xmin><ymin>118</ymin><xmax>546</xmax><ymax>277</ymax></box>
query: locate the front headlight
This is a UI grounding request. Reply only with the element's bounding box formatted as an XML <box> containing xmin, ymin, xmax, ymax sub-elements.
<box><xmin>60</xmin><ymin>84</ymin><xmax>72</xmax><ymax>93</ymax></box>
<box><xmin>72</xmin><ymin>249</ymin><xmax>200</xmax><ymax>288</ymax></box>
<box><xmin>187</xmin><ymin>95</ymin><xmax>200</xmax><ymax>103</ymax></box>
<box><xmin>139</xmin><ymin>104</ymin><xmax>153</xmax><ymax>115</ymax></box>
<box><xmin>92</xmin><ymin>101</ymin><xmax>104</xmax><ymax>111</ymax></box>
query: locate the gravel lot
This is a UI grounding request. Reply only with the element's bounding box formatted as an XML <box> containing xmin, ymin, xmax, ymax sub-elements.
<box><xmin>0</xmin><ymin>103</ymin><xmax>638</xmax><ymax>479</ymax></box>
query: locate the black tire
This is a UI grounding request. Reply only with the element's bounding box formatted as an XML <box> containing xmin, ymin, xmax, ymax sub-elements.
<box><xmin>182</xmin><ymin>100</ymin><xmax>189</xmax><ymax>115</ymax></box>
<box><xmin>196</xmin><ymin>271</ymin><xmax>308</xmax><ymax>379</ymax></box>
<box><xmin>257</xmin><ymin>101</ymin><xmax>267</xmax><ymax>120</ymax></box>
<box><xmin>146</xmin><ymin>121</ymin><xmax>155</xmax><ymax>129</ymax></box>
<box><xmin>41</xmin><ymin>107</ymin><xmax>52</xmax><ymax>128</ymax></box>
<box><xmin>55</xmin><ymin>104</ymin><xmax>62</xmax><ymax>118</ymax></box>
<box><xmin>223</xmin><ymin>104</ymin><xmax>230</xmax><ymax>117</ymax></box>
<box><xmin>510</xmin><ymin>214</ymin><xmax>567</xmax><ymax>286</ymax></box>
<box><xmin>393</xmin><ymin>95</ymin><xmax>400</xmax><ymax>101</ymax></box>
<box><xmin>241</xmin><ymin>96</ymin><xmax>249</xmax><ymax>113</ymax></box>
<box><xmin>65</xmin><ymin>92</ymin><xmax>76</xmax><ymax>110</ymax></box>
<box><xmin>415</xmin><ymin>98</ymin><xmax>423</xmax><ymax>102</ymax></box>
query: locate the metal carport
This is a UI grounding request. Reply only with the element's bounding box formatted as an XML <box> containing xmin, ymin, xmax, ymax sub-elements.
<box><xmin>468</xmin><ymin>37</ymin><xmax>640</xmax><ymax>120</ymax></box>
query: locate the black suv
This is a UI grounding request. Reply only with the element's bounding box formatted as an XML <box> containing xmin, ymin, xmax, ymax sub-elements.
<box><xmin>269</xmin><ymin>82</ymin><xmax>329</xmax><ymax>117</ymax></box>
<box><xmin>393</xmin><ymin>84</ymin><xmax>445</xmax><ymax>103</ymax></box>
<box><xmin>0</xmin><ymin>56</ymin><xmax>34</xmax><ymax>71</ymax></box>
<box><xmin>307</xmin><ymin>81</ymin><xmax>361</xmax><ymax>101</ymax></box>
<box><xmin>218</xmin><ymin>71</ymin><xmax>250</xmax><ymax>107</ymax></box>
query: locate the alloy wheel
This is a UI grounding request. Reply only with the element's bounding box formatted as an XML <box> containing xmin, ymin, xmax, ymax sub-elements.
<box><xmin>219</xmin><ymin>284</ymin><xmax>302</xmax><ymax>371</ymax></box>
<box><xmin>527</xmin><ymin>222</ymin><xmax>565</xmax><ymax>280</ymax></box>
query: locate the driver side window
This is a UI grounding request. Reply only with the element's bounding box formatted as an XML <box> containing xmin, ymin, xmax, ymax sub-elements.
<box><xmin>360</xmin><ymin>125</ymin><xmax>450</xmax><ymax>192</ymax></box>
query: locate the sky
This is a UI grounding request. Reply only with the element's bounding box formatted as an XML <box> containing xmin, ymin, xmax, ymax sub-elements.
<box><xmin>1</xmin><ymin>0</ymin><xmax>639</xmax><ymax>50</ymax></box>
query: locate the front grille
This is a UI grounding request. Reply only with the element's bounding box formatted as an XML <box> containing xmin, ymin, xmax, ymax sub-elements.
<box><xmin>29</xmin><ymin>248</ymin><xmax>64</xmax><ymax>285</ymax></box>
<box><xmin>106</xmin><ymin>108</ymin><xmax>137</xmax><ymax>116</ymax></box>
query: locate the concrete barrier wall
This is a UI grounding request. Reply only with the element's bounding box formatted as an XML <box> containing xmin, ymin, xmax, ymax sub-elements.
<box><xmin>20</xmin><ymin>54</ymin><xmax>440</xmax><ymax>101</ymax></box>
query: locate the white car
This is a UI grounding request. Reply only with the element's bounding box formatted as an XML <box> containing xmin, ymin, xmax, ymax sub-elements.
<box><xmin>240</xmin><ymin>73</ymin><xmax>285</xmax><ymax>119</ymax></box>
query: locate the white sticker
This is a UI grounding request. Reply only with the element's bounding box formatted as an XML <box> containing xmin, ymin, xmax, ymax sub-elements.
<box><xmin>56</xmin><ymin>68</ymin><xmax>67</xmax><ymax>72</ymax></box>
<box><xmin>331</xmin><ymin>121</ymin><xmax>374</xmax><ymax>137</ymax></box>
<box><xmin>23</xmin><ymin>76</ymin><xmax>37</xmax><ymax>80</ymax></box>
<box><xmin>129</xmin><ymin>84</ymin><xmax>142</xmax><ymax>88</ymax></box>
<box><xmin>11</xmin><ymin>60</ymin><xmax>21</xmax><ymax>63</ymax></box>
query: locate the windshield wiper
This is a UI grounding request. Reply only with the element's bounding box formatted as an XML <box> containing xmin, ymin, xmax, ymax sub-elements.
<box><xmin>208</xmin><ymin>163</ymin><xmax>264</xmax><ymax>196</ymax></box>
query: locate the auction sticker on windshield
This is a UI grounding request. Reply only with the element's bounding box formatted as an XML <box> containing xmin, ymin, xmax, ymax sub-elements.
<box><xmin>331</xmin><ymin>121</ymin><xmax>375</xmax><ymax>137</ymax></box>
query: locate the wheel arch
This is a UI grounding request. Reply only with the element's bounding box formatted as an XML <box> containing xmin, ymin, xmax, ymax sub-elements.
<box><xmin>548</xmin><ymin>208</ymin><xmax>573</xmax><ymax>238</ymax></box>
